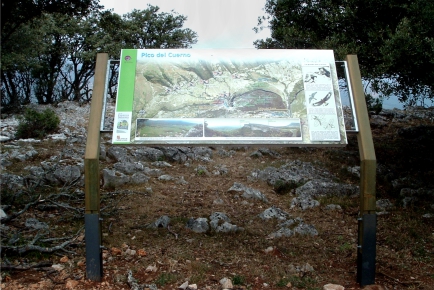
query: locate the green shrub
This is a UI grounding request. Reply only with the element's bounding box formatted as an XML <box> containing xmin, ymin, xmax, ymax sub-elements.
<box><xmin>232</xmin><ymin>275</ymin><xmax>245</xmax><ymax>285</ymax></box>
<box><xmin>273</xmin><ymin>179</ymin><xmax>299</xmax><ymax>195</ymax></box>
<box><xmin>16</xmin><ymin>108</ymin><xmax>60</xmax><ymax>139</ymax></box>
<box><xmin>365</xmin><ymin>93</ymin><xmax>383</xmax><ymax>114</ymax></box>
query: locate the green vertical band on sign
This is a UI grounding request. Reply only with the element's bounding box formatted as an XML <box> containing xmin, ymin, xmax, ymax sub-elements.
<box><xmin>116</xmin><ymin>49</ymin><xmax>137</xmax><ymax>112</ymax></box>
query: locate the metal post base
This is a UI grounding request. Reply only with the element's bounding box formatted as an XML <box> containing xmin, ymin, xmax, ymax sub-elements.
<box><xmin>85</xmin><ymin>214</ymin><xmax>103</xmax><ymax>281</ymax></box>
<box><xmin>357</xmin><ymin>213</ymin><xmax>377</xmax><ymax>286</ymax></box>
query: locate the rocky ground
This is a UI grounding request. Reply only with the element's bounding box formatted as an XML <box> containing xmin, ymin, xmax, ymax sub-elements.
<box><xmin>1</xmin><ymin>101</ymin><xmax>434</xmax><ymax>290</ymax></box>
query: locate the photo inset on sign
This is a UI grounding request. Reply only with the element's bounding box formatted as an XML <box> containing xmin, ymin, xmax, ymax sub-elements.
<box><xmin>204</xmin><ymin>118</ymin><xmax>302</xmax><ymax>139</ymax></box>
<box><xmin>116</xmin><ymin>119</ymin><xmax>129</xmax><ymax>132</ymax></box>
<box><xmin>135</xmin><ymin>119</ymin><xmax>204</xmax><ymax>138</ymax></box>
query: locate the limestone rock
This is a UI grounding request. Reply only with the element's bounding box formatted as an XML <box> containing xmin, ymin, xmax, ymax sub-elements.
<box><xmin>291</xmin><ymin>196</ymin><xmax>320</xmax><ymax>210</ymax></box>
<box><xmin>213</xmin><ymin>164</ymin><xmax>229</xmax><ymax>175</ymax></box>
<box><xmin>209</xmin><ymin>212</ymin><xmax>230</xmax><ymax>228</ymax></box>
<box><xmin>0</xmin><ymin>173</ymin><xmax>24</xmax><ymax>190</ymax></box>
<box><xmin>53</xmin><ymin>165</ymin><xmax>82</xmax><ymax>184</ymax></box>
<box><xmin>228</xmin><ymin>182</ymin><xmax>268</xmax><ymax>202</ymax></box>
<box><xmin>145</xmin><ymin>265</ymin><xmax>158</xmax><ymax>272</ymax></box>
<box><xmin>258</xmin><ymin>206</ymin><xmax>290</xmax><ymax>220</ymax></box>
<box><xmin>151</xmin><ymin>161</ymin><xmax>172</xmax><ymax>167</ymax></box>
<box><xmin>107</xmin><ymin>146</ymin><xmax>131</xmax><ymax>162</ymax></box>
<box><xmin>325</xmin><ymin>204</ymin><xmax>342</xmax><ymax>211</ymax></box>
<box><xmin>0</xmin><ymin>209</ymin><xmax>7</xmax><ymax>219</ymax></box>
<box><xmin>51</xmin><ymin>264</ymin><xmax>65</xmax><ymax>271</ymax></box>
<box><xmin>268</xmin><ymin>227</ymin><xmax>294</xmax><ymax>238</ymax></box>
<box><xmin>295</xmin><ymin>180</ymin><xmax>358</xmax><ymax>198</ymax></box>
<box><xmin>143</xmin><ymin>167</ymin><xmax>162</xmax><ymax>177</ymax></box>
<box><xmin>178</xmin><ymin>281</ymin><xmax>189</xmax><ymax>289</ymax></box>
<box><xmin>186</xmin><ymin>217</ymin><xmax>209</xmax><ymax>233</ymax></box>
<box><xmin>158</xmin><ymin>146</ymin><xmax>193</xmax><ymax>163</ymax></box>
<box><xmin>148</xmin><ymin>215</ymin><xmax>171</xmax><ymax>229</ymax></box>
<box><xmin>370</xmin><ymin>115</ymin><xmax>388</xmax><ymax>128</ymax></box>
<box><xmin>376</xmin><ymin>199</ymin><xmax>394</xmax><ymax>211</ymax></box>
<box><xmin>114</xmin><ymin>161</ymin><xmax>144</xmax><ymax>174</ymax></box>
<box><xmin>102</xmin><ymin>169</ymin><xmax>130</xmax><ymax>188</ymax></box>
<box><xmin>219</xmin><ymin>277</ymin><xmax>233</xmax><ymax>289</ymax></box>
<box><xmin>402</xmin><ymin>196</ymin><xmax>418</xmax><ymax>208</ymax></box>
<box><xmin>176</xmin><ymin>176</ymin><xmax>189</xmax><ymax>185</ymax></box>
<box><xmin>133</xmin><ymin>147</ymin><xmax>164</xmax><ymax>162</ymax></box>
<box><xmin>293</xmin><ymin>223</ymin><xmax>318</xmax><ymax>236</ymax></box>
<box><xmin>323</xmin><ymin>284</ymin><xmax>344</xmax><ymax>290</ymax></box>
<box><xmin>125</xmin><ymin>249</ymin><xmax>136</xmax><ymax>255</ymax></box>
<box><xmin>131</xmin><ymin>172</ymin><xmax>150</xmax><ymax>184</ymax></box>
<box><xmin>195</xmin><ymin>165</ymin><xmax>210</xmax><ymax>176</ymax></box>
<box><xmin>25</xmin><ymin>218</ymin><xmax>49</xmax><ymax>230</ymax></box>
<box><xmin>0</xmin><ymin>136</ymin><xmax>11</xmax><ymax>142</ymax></box>
<box><xmin>250</xmin><ymin>160</ymin><xmax>332</xmax><ymax>190</ymax></box>
<box><xmin>158</xmin><ymin>174</ymin><xmax>175</xmax><ymax>181</ymax></box>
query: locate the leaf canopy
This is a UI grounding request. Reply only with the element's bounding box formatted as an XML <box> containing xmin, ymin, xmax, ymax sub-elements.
<box><xmin>254</xmin><ymin>0</ymin><xmax>434</xmax><ymax>105</ymax></box>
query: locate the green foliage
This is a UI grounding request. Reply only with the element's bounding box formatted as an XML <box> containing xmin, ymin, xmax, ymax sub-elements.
<box><xmin>232</xmin><ymin>275</ymin><xmax>245</xmax><ymax>285</ymax></box>
<box><xmin>121</xmin><ymin>6</ymin><xmax>197</xmax><ymax>50</ymax></box>
<box><xmin>1</xmin><ymin>4</ymin><xmax>197</xmax><ymax>109</ymax></box>
<box><xmin>155</xmin><ymin>272</ymin><xmax>178</xmax><ymax>286</ymax></box>
<box><xmin>16</xmin><ymin>108</ymin><xmax>60</xmax><ymax>139</ymax></box>
<box><xmin>273</xmin><ymin>179</ymin><xmax>299</xmax><ymax>195</ymax></box>
<box><xmin>255</xmin><ymin>0</ymin><xmax>434</xmax><ymax>106</ymax></box>
<box><xmin>276</xmin><ymin>275</ymin><xmax>318</xmax><ymax>288</ymax></box>
<box><xmin>365</xmin><ymin>93</ymin><xmax>383</xmax><ymax>114</ymax></box>
<box><xmin>1</xmin><ymin>0</ymin><xmax>100</xmax><ymax>44</ymax></box>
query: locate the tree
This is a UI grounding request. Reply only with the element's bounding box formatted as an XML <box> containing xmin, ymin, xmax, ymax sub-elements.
<box><xmin>1</xmin><ymin>21</ymin><xmax>40</xmax><ymax>108</ymax></box>
<box><xmin>122</xmin><ymin>6</ymin><xmax>198</xmax><ymax>49</ymax></box>
<box><xmin>1</xmin><ymin>4</ymin><xmax>198</xmax><ymax>108</ymax></box>
<box><xmin>1</xmin><ymin>0</ymin><xmax>101</xmax><ymax>109</ymax></box>
<box><xmin>98</xmin><ymin>6</ymin><xmax>198</xmax><ymax>97</ymax></box>
<box><xmin>58</xmin><ymin>11</ymin><xmax>109</xmax><ymax>102</ymax></box>
<box><xmin>1</xmin><ymin>0</ymin><xmax>100</xmax><ymax>44</ymax></box>
<box><xmin>254</xmin><ymin>0</ymin><xmax>434</xmax><ymax>106</ymax></box>
<box><xmin>97</xmin><ymin>5</ymin><xmax>198</xmax><ymax>54</ymax></box>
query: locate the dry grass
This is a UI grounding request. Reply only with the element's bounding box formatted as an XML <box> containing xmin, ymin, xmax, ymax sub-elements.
<box><xmin>1</xmin><ymin>116</ymin><xmax>434</xmax><ymax>289</ymax></box>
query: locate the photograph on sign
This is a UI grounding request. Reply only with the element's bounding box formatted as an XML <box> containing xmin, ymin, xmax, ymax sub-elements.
<box><xmin>112</xmin><ymin>49</ymin><xmax>347</xmax><ymax>146</ymax></box>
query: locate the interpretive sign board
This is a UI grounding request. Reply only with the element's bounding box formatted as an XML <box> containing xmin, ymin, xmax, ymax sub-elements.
<box><xmin>112</xmin><ymin>49</ymin><xmax>347</xmax><ymax>146</ymax></box>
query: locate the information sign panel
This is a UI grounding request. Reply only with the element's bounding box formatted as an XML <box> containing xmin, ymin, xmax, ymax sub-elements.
<box><xmin>112</xmin><ymin>49</ymin><xmax>347</xmax><ymax>146</ymax></box>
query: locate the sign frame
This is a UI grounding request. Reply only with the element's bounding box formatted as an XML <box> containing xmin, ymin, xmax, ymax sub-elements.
<box><xmin>111</xmin><ymin>49</ymin><xmax>347</xmax><ymax>146</ymax></box>
<box><xmin>85</xmin><ymin>52</ymin><xmax>376</xmax><ymax>286</ymax></box>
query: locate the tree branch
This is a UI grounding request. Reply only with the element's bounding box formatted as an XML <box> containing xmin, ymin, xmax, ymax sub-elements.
<box><xmin>1</xmin><ymin>227</ymin><xmax>84</xmax><ymax>255</ymax></box>
<box><xmin>0</xmin><ymin>195</ymin><xmax>42</xmax><ymax>223</ymax></box>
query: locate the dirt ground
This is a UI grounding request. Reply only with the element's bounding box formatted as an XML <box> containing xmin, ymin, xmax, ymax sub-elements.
<box><xmin>1</xmin><ymin>113</ymin><xmax>434</xmax><ymax>290</ymax></box>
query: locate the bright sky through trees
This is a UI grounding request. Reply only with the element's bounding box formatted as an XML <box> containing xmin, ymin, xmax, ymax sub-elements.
<box><xmin>99</xmin><ymin>0</ymin><xmax>271</xmax><ymax>49</ymax></box>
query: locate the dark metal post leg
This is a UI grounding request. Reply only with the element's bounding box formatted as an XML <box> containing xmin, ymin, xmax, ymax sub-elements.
<box><xmin>85</xmin><ymin>214</ymin><xmax>103</xmax><ymax>281</ymax></box>
<box><xmin>357</xmin><ymin>213</ymin><xmax>377</xmax><ymax>286</ymax></box>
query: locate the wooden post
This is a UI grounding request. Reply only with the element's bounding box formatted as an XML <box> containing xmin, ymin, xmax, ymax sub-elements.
<box><xmin>84</xmin><ymin>53</ymin><xmax>108</xmax><ymax>281</ymax></box>
<box><xmin>346</xmin><ymin>55</ymin><xmax>377</xmax><ymax>286</ymax></box>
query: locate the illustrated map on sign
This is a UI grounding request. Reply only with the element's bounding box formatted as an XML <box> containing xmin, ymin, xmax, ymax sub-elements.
<box><xmin>112</xmin><ymin>49</ymin><xmax>347</xmax><ymax>146</ymax></box>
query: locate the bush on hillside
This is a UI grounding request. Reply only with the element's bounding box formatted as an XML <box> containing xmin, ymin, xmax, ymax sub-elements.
<box><xmin>15</xmin><ymin>108</ymin><xmax>60</xmax><ymax>139</ymax></box>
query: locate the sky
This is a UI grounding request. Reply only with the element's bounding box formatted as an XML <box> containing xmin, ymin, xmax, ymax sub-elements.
<box><xmin>98</xmin><ymin>0</ymin><xmax>271</xmax><ymax>49</ymax></box>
